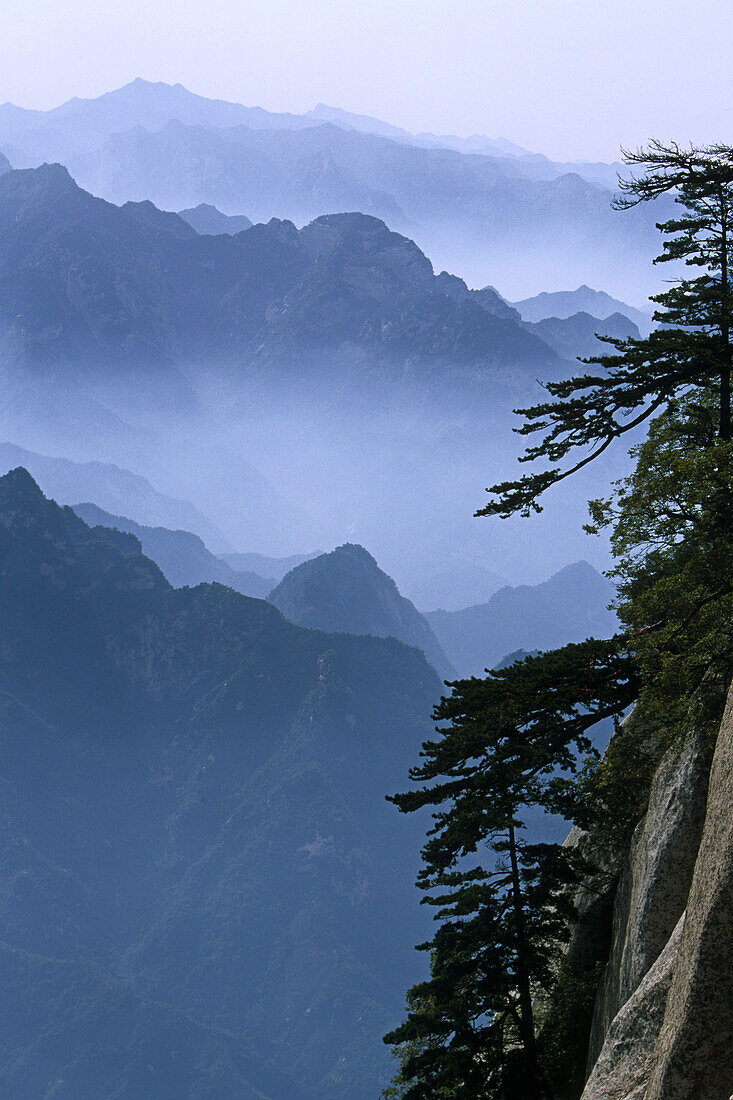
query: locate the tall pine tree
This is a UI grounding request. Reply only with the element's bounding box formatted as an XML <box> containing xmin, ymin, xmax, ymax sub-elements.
<box><xmin>384</xmin><ymin>642</ymin><xmax>637</xmax><ymax>1099</ymax></box>
<box><xmin>479</xmin><ymin>141</ymin><xmax>733</xmax><ymax>520</ymax></box>
<box><xmin>386</xmin><ymin>143</ymin><xmax>733</xmax><ymax>1099</ymax></box>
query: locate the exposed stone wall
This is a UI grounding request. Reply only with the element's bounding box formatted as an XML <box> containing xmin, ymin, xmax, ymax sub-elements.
<box><xmin>585</xmin><ymin>727</ymin><xmax>710</xmax><ymax>1070</ymax></box>
<box><xmin>644</xmin><ymin>683</ymin><xmax>733</xmax><ymax>1099</ymax></box>
<box><xmin>582</xmin><ymin>915</ymin><xmax>684</xmax><ymax>1100</ymax></box>
<box><xmin>581</xmin><ymin>681</ymin><xmax>733</xmax><ymax>1099</ymax></box>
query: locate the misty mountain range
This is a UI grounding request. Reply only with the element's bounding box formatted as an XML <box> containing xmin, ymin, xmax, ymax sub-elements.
<box><xmin>514</xmin><ymin>283</ymin><xmax>654</xmax><ymax>333</ymax></box>
<box><xmin>66</xmin><ymin>492</ymin><xmax>612</xmax><ymax>687</ymax></box>
<box><xmin>0</xmin><ymin>467</ymin><xmax>441</xmax><ymax>1097</ymax></box>
<box><xmin>0</xmin><ymin>163</ymin><xmax>560</xmax><ymax>380</ymax></box>
<box><xmin>0</xmin><ymin>67</ymin><xmax>680</xmax><ymax>1100</ymax></box>
<box><xmin>0</xmin><ymin>79</ymin><xmax>670</xmax><ymax>302</ymax></box>
<box><xmin>0</xmin><ymin>79</ymin><xmax>621</xmax><ymax>187</ymax></box>
<box><xmin>72</xmin><ymin>501</ymin><xmax>274</xmax><ymax>597</ymax></box>
<box><xmin>427</xmin><ymin>560</ymin><xmax>618</xmax><ymax>677</ymax></box>
<box><xmin>0</xmin><ymin>441</ymin><xmax>228</xmax><ymax>548</ymax></box>
<box><xmin>0</xmin><ymin>162</ymin><xmax>647</xmax><ymax>397</ymax></box>
<box><xmin>526</xmin><ymin>310</ymin><xmax>640</xmax><ymax>361</ymax></box>
<box><xmin>0</xmin><ymin>80</ymin><xmax>644</xmax><ymax>606</ymax></box>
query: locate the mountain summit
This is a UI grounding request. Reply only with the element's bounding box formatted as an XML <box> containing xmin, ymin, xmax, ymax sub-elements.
<box><xmin>0</xmin><ymin>164</ymin><xmax>557</xmax><ymax>377</ymax></box>
<box><xmin>269</xmin><ymin>543</ymin><xmax>455</xmax><ymax>679</ymax></box>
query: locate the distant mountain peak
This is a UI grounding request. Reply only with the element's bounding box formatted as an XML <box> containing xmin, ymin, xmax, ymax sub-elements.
<box><xmin>26</xmin><ymin>161</ymin><xmax>74</xmax><ymax>185</ymax></box>
<box><xmin>513</xmin><ymin>285</ymin><xmax>653</xmax><ymax>333</ymax></box>
<box><xmin>426</xmin><ymin>560</ymin><xmax>617</xmax><ymax>678</ymax></box>
<box><xmin>0</xmin><ymin>464</ymin><xmax>43</xmax><ymax>501</ymax></box>
<box><xmin>176</xmin><ymin>202</ymin><xmax>253</xmax><ymax>235</ymax></box>
<box><xmin>269</xmin><ymin>542</ymin><xmax>455</xmax><ymax>678</ymax></box>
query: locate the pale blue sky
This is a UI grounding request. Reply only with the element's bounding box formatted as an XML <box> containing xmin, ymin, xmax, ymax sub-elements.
<box><xmin>2</xmin><ymin>0</ymin><xmax>731</xmax><ymax>160</ymax></box>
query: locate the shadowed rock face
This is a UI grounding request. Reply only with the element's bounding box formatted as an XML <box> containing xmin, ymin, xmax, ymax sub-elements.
<box><xmin>581</xmin><ymin>680</ymin><xmax>733</xmax><ymax>1100</ymax></box>
<box><xmin>644</xmin><ymin>683</ymin><xmax>733</xmax><ymax>1099</ymax></box>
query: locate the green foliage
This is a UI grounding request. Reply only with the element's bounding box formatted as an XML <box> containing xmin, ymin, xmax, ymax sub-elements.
<box><xmin>383</xmin><ymin>643</ymin><xmax>637</xmax><ymax>1097</ymax></box>
<box><xmin>478</xmin><ymin>141</ymin><xmax>733</xmax><ymax>520</ymax></box>
<box><xmin>578</xmin><ymin>391</ymin><xmax>733</xmax><ymax>852</ymax></box>
<box><xmin>481</xmin><ymin>142</ymin><xmax>733</xmax><ymax>852</ymax></box>
<box><xmin>388</xmin><ymin>142</ymin><xmax>733</xmax><ymax>1099</ymax></box>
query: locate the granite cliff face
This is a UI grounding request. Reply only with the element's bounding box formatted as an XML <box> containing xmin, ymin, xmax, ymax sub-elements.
<box><xmin>579</xmin><ymin>681</ymin><xmax>733</xmax><ymax>1099</ymax></box>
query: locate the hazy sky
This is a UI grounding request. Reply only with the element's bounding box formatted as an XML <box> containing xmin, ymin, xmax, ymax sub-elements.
<box><xmin>2</xmin><ymin>0</ymin><xmax>731</xmax><ymax>161</ymax></box>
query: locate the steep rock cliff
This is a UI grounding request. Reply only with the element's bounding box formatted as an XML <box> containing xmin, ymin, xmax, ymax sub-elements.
<box><xmin>580</xmin><ymin>680</ymin><xmax>733</xmax><ymax>1099</ymax></box>
<box><xmin>582</xmin><ymin>915</ymin><xmax>685</xmax><ymax>1100</ymax></box>
<box><xmin>644</xmin><ymin>681</ymin><xmax>733</xmax><ymax>1098</ymax></box>
<box><xmin>585</xmin><ymin>726</ymin><xmax>711</xmax><ymax>1071</ymax></box>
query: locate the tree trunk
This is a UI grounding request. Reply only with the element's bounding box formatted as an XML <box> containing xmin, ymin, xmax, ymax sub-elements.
<box><xmin>720</xmin><ymin>202</ymin><xmax>731</xmax><ymax>441</ymax></box>
<box><xmin>508</xmin><ymin>821</ymin><xmax>544</xmax><ymax>1099</ymax></box>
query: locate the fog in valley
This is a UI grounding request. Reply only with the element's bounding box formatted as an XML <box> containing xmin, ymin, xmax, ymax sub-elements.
<box><xmin>0</xmin><ymin>20</ymin><xmax>720</xmax><ymax>1094</ymax></box>
<box><xmin>0</xmin><ymin>80</ymin><xmax>663</xmax><ymax>605</ymax></box>
<box><xmin>0</xmin><ymin>350</ymin><xmax>636</xmax><ymax>603</ymax></box>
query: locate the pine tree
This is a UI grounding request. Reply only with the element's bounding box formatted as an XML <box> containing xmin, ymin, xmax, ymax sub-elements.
<box><xmin>386</xmin><ymin>142</ymin><xmax>733</xmax><ymax>1099</ymax></box>
<box><xmin>383</xmin><ymin>641</ymin><xmax>638</xmax><ymax>1098</ymax></box>
<box><xmin>479</xmin><ymin>141</ymin><xmax>733</xmax><ymax>520</ymax></box>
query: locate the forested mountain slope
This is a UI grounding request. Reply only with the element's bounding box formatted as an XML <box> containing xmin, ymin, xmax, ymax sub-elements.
<box><xmin>0</xmin><ymin>467</ymin><xmax>440</xmax><ymax>1098</ymax></box>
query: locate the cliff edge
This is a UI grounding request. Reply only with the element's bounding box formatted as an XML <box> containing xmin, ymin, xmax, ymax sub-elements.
<box><xmin>581</xmin><ymin>679</ymin><xmax>733</xmax><ymax>1098</ymax></box>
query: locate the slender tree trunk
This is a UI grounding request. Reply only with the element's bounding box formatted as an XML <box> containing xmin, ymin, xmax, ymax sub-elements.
<box><xmin>508</xmin><ymin>821</ymin><xmax>543</xmax><ymax>1099</ymax></box>
<box><xmin>720</xmin><ymin>203</ymin><xmax>731</xmax><ymax>441</ymax></box>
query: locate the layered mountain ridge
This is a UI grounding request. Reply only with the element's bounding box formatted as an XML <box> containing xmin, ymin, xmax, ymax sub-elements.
<box><xmin>72</xmin><ymin>500</ymin><xmax>273</xmax><ymax>596</ymax></box>
<box><xmin>427</xmin><ymin>560</ymin><xmax>618</xmax><ymax>677</ymax></box>
<box><xmin>0</xmin><ymin>163</ymin><xmax>559</xmax><ymax>378</ymax></box>
<box><xmin>0</xmin><ymin>79</ymin><xmax>669</xmax><ymax>302</ymax></box>
<box><xmin>0</xmin><ymin>466</ymin><xmax>441</xmax><ymax>1098</ymax></box>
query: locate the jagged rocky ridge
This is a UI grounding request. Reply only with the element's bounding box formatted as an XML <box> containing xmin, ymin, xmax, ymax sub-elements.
<box><xmin>0</xmin><ymin>467</ymin><xmax>442</xmax><ymax>1099</ymax></box>
<box><xmin>0</xmin><ymin>163</ymin><xmax>558</xmax><ymax>377</ymax></box>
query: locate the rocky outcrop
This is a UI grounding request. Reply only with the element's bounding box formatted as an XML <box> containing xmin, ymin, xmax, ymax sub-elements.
<box><xmin>644</xmin><ymin>683</ymin><xmax>733</xmax><ymax>1099</ymax></box>
<box><xmin>581</xmin><ymin>680</ymin><xmax>733</xmax><ymax>1099</ymax></box>
<box><xmin>582</xmin><ymin>915</ymin><xmax>684</xmax><ymax>1100</ymax></box>
<box><xmin>586</xmin><ymin>726</ymin><xmax>711</xmax><ymax>1070</ymax></box>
